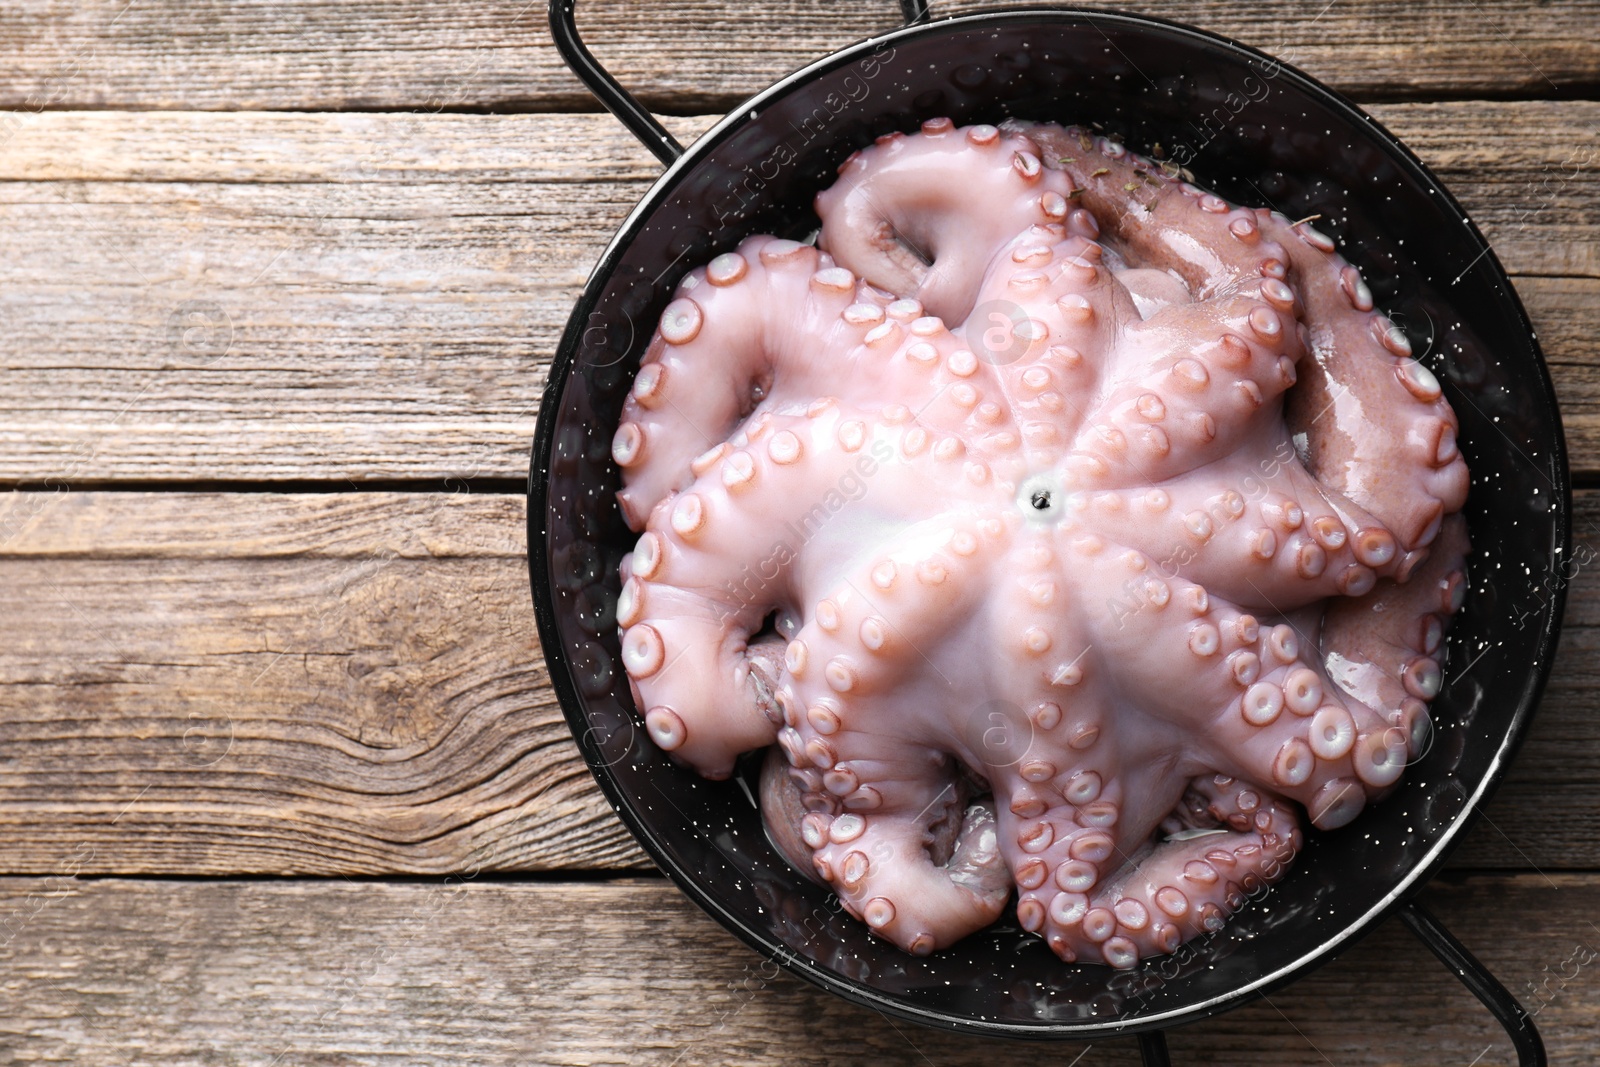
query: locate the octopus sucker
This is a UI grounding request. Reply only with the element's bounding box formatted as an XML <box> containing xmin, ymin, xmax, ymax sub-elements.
<box><xmin>616</xmin><ymin>120</ymin><xmax>1472</xmax><ymax>966</ymax></box>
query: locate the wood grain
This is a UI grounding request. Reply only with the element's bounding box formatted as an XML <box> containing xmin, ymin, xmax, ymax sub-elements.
<box><xmin>1</xmin><ymin>104</ymin><xmax>1596</xmax><ymax>484</ymax></box>
<box><xmin>0</xmin><ymin>488</ymin><xmax>1590</xmax><ymax>875</ymax></box>
<box><xmin>0</xmin><ymin>490</ymin><xmax>650</xmax><ymax>875</ymax></box>
<box><xmin>0</xmin><ymin>489</ymin><xmax>528</xmax><ymax>558</ymax></box>
<box><xmin>1</xmin><ymin>0</ymin><xmax>1596</xmax><ymax>115</ymax></box>
<box><xmin>0</xmin><ymin>873</ymin><xmax>1592</xmax><ymax>1065</ymax></box>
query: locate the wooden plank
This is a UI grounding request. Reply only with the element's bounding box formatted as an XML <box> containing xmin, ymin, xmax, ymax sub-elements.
<box><xmin>0</xmin><ymin>104</ymin><xmax>1596</xmax><ymax>484</ymax></box>
<box><xmin>0</xmin><ymin>489</ymin><xmax>528</xmax><ymax>558</ymax></box>
<box><xmin>1</xmin><ymin>0</ymin><xmax>1596</xmax><ymax>115</ymax></box>
<box><xmin>1378</xmin><ymin>103</ymin><xmax>1600</xmax><ymax>281</ymax></box>
<box><xmin>0</xmin><ymin>488</ymin><xmax>1596</xmax><ymax>875</ymax></box>
<box><xmin>0</xmin><ymin>873</ymin><xmax>1592</xmax><ymax>1065</ymax></box>
<box><xmin>0</xmin><ymin>111</ymin><xmax>700</xmax><ymax>487</ymax></box>
<box><xmin>1524</xmin><ymin>276</ymin><xmax>1600</xmax><ymax>476</ymax></box>
<box><xmin>0</xmin><ymin>490</ymin><xmax>651</xmax><ymax>875</ymax></box>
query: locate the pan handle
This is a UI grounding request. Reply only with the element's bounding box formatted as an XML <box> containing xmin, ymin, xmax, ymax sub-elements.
<box><xmin>1131</xmin><ymin>901</ymin><xmax>1545</xmax><ymax>1066</ymax></box>
<box><xmin>547</xmin><ymin>0</ymin><xmax>932</xmax><ymax>167</ymax></box>
<box><xmin>1400</xmin><ymin>900</ymin><xmax>1548</xmax><ymax>1066</ymax></box>
<box><xmin>1137</xmin><ymin>1030</ymin><xmax>1171</xmax><ymax>1066</ymax></box>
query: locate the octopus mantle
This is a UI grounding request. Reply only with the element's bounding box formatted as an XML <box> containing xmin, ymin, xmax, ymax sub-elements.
<box><xmin>609</xmin><ymin>120</ymin><xmax>1470</xmax><ymax>968</ymax></box>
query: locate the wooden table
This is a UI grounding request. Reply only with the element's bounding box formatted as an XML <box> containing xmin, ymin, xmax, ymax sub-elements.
<box><xmin>2</xmin><ymin>1</ymin><xmax>1597</xmax><ymax>1063</ymax></box>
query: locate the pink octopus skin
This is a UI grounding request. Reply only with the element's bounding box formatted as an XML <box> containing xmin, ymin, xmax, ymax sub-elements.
<box><xmin>609</xmin><ymin>118</ymin><xmax>1471</xmax><ymax>969</ymax></box>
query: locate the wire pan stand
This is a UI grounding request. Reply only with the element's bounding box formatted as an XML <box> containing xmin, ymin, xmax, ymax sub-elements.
<box><xmin>545</xmin><ymin>2</ymin><xmax>1550</xmax><ymax>1063</ymax></box>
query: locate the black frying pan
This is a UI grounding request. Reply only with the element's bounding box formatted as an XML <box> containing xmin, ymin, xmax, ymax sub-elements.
<box><xmin>528</xmin><ymin>4</ymin><xmax>1567</xmax><ymax>1062</ymax></box>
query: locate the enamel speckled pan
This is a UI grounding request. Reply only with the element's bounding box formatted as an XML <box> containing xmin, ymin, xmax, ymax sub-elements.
<box><xmin>528</xmin><ymin>4</ymin><xmax>1566</xmax><ymax>1062</ymax></box>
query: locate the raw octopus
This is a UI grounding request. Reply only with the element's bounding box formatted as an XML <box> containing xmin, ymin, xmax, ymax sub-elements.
<box><xmin>610</xmin><ymin>119</ymin><xmax>1470</xmax><ymax>968</ymax></box>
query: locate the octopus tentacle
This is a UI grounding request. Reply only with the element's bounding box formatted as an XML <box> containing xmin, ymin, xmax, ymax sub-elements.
<box><xmin>1266</xmin><ymin>214</ymin><xmax>1471</xmax><ymax>556</ymax></box>
<box><xmin>806</xmin><ymin>767</ymin><xmax>1011</xmax><ymax>955</ymax></box>
<box><xmin>1001</xmin><ymin>767</ymin><xmax>1296</xmax><ymax>967</ymax></box>
<box><xmin>1062</xmin><ymin>540</ymin><xmax>1279</xmax><ymax>723</ymax></box>
<box><xmin>1054</xmin><ymin>773</ymin><xmax>1299</xmax><ymax>968</ymax></box>
<box><xmin>963</xmin><ymin>216</ymin><xmax>1143</xmax><ymax>353</ymax></box>
<box><xmin>997</xmin><ymin>773</ymin><xmax>1130</xmax><ymax>965</ymax></box>
<box><xmin>1198</xmin><ymin>518</ymin><xmax>1468</xmax><ymax>827</ymax></box>
<box><xmin>1193</xmin><ymin>624</ymin><xmax>1393</xmax><ymax>826</ymax></box>
<box><xmin>1320</xmin><ymin>513</ymin><xmax>1470</xmax><ymax>757</ymax></box>
<box><xmin>779</xmin><ymin>515</ymin><xmax>1001</xmax><ymax>705</ymax></box>
<box><xmin>766</xmin><ymin>522</ymin><xmax>1022</xmax><ymax>952</ymax></box>
<box><xmin>1079</xmin><ymin>560</ymin><xmax>1390</xmax><ymax>830</ymax></box>
<box><xmin>1019</xmin><ymin>124</ymin><xmax>1283</xmax><ymax>297</ymax></box>
<box><xmin>1108</xmin><ymin>774</ymin><xmax>1300</xmax><ymax>959</ymax></box>
<box><xmin>622</xmin><ymin>608</ymin><xmax>782</xmax><ymax>781</ymax></box>
<box><xmin>977</xmin><ymin>664</ymin><xmax>1138</xmax><ymax>965</ymax></box>
<box><xmin>1072</xmin><ymin>455</ymin><xmax>1398</xmax><ymax>612</ymax></box>
<box><xmin>1060</xmin><ymin>541</ymin><xmax>1387</xmax><ymax>830</ymax></box>
<box><xmin>622</xmin><ymin>410</ymin><xmax>909</xmax><ymax>777</ymax></box>
<box><xmin>1068</xmin><ymin>291</ymin><xmax>1303</xmax><ymax>487</ymax></box>
<box><xmin>613</xmin><ymin>235</ymin><xmax>895</xmax><ymax>527</ymax></box>
<box><xmin>984</xmin><ymin>555</ymin><xmax>1193</xmax><ymax>968</ymax></box>
<box><xmin>900</xmin><ymin>222</ymin><xmax>1132</xmax><ymax>473</ymax></box>
<box><xmin>816</xmin><ymin>119</ymin><xmax>1082</xmax><ymax>323</ymax></box>
<box><xmin>764</xmin><ymin>517</ymin><xmax>998</xmax><ymax>827</ymax></box>
<box><xmin>759</xmin><ymin>744</ymin><xmax>823</xmax><ymax>876</ymax></box>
